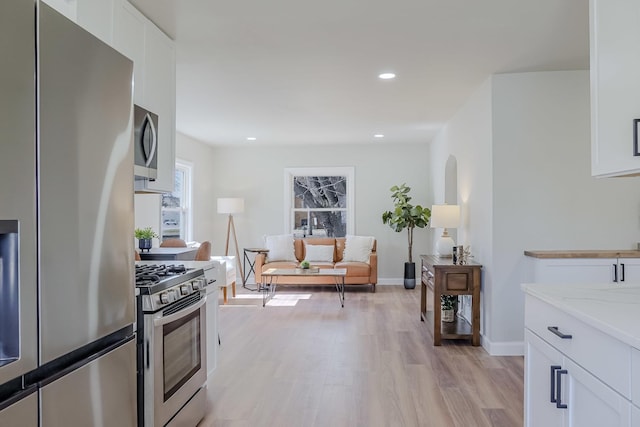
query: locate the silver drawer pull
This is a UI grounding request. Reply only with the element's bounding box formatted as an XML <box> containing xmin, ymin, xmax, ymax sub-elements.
<box><xmin>548</xmin><ymin>326</ymin><xmax>572</xmax><ymax>339</ymax></box>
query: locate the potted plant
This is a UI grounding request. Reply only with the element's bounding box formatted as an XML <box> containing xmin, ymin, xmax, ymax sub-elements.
<box><xmin>441</xmin><ymin>295</ymin><xmax>456</xmax><ymax>322</ymax></box>
<box><xmin>134</xmin><ymin>227</ymin><xmax>158</xmax><ymax>252</ymax></box>
<box><xmin>382</xmin><ymin>183</ymin><xmax>431</xmax><ymax>289</ymax></box>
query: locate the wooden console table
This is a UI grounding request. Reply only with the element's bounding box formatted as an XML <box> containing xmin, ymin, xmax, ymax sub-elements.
<box><xmin>420</xmin><ymin>255</ymin><xmax>482</xmax><ymax>346</ymax></box>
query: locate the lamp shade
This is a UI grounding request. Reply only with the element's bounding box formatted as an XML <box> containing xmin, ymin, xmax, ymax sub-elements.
<box><xmin>430</xmin><ymin>204</ymin><xmax>460</xmax><ymax>229</ymax></box>
<box><xmin>217</xmin><ymin>198</ymin><xmax>244</xmax><ymax>214</ymax></box>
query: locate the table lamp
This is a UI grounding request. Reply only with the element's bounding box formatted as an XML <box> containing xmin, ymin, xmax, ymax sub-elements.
<box><xmin>430</xmin><ymin>204</ymin><xmax>460</xmax><ymax>257</ymax></box>
<box><xmin>217</xmin><ymin>197</ymin><xmax>245</xmax><ymax>281</ymax></box>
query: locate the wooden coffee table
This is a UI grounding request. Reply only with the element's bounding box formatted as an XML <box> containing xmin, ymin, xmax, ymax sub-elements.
<box><xmin>260</xmin><ymin>268</ymin><xmax>347</xmax><ymax>307</ymax></box>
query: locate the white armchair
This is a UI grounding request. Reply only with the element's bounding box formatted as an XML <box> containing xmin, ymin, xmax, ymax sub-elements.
<box><xmin>209</xmin><ymin>256</ymin><xmax>236</xmax><ymax>304</ymax></box>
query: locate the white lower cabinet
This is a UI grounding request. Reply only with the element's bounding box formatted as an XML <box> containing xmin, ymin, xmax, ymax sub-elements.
<box><xmin>525</xmin><ymin>330</ymin><xmax>631</xmax><ymax>427</ymax></box>
<box><xmin>524</xmin><ymin>288</ymin><xmax>638</xmax><ymax>427</ymax></box>
<box><xmin>633</xmin><ymin>405</ymin><xmax>640</xmax><ymax>427</ymax></box>
<box><xmin>529</xmin><ymin>257</ymin><xmax>640</xmax><ymax>284</ymax></box>
<box><xmin>525</xmin><ymin>329</ymin><xmax>563</xmax><ymax>426</ymax></box>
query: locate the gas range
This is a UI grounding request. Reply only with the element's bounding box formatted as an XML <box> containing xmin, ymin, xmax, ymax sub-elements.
<box><xmin>135</xmin><ymin>264</ymin><xmax>206</xmax><ymax>313</ymax></box>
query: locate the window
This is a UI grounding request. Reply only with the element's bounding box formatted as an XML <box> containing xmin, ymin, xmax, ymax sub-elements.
<box><xmin>161</xmin><ymin>161</ymin><xmax>192</xmax><ymax>241</ymax></box>
<box><xmin>284</xmin><ymin>167</ymin><xmax>354</xmax><ymax>238</ymax></box>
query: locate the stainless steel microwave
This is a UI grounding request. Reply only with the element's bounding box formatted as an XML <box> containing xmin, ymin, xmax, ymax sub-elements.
<box><xmin>133</xmin><ymin>104</ymin><xmax>158</xmax><ymax>181</ymax></box>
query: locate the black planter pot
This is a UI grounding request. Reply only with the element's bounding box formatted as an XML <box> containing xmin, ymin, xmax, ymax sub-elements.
<box><xmin>404</xmin><ymin>262</ymin><xmax>416</xmax><ymax>289</ymax></box>
<box><xmin>138</xmin><ymin>238</ymin><xmax>152</xmax><ymax>252</ymax></box>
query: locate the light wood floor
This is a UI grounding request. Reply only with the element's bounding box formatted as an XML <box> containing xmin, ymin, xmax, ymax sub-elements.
<box><xmin>200</xmin><ymin>285</ymin><xmax>523</xmax><ymax>427</ymax></box>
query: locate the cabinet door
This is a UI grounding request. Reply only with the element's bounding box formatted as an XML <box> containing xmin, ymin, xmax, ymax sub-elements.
<box><xmin>617</xmin><ymin>259</ymin><xmax>640</xmax><ymax>284</ymax></box>
<box><xmin>590</xmin><ymin>0</ymin><xmax>640</xmax><ymax>177</ymax></box>
<box><xmin>533</xmin><ymin>258</ymin><xmax>617</xmax><ymax>283</ymax></box>
<box><xmin>112</xmin><ymin>0</ymin><xmax>145</xmax><ymax>103</ymax></box>
<box><xmin>524</xmin><ymin>330</ymin><xmax>564</xmax><ymax>427</ymax></box>
<box><xmin>564</xmin><ymin>357</ymin><xmax>631</xmax><ymax>427</ymax></box>
<box><xmin>41</xmin><ymin>0</ymin><xmax>77</xmax><ymax>21</ymax></box>
<box><xmin>141</xmin><ymin>23</ymin><xmax>176</xmax><ymax>193</ymax></box>
<box><xmin>632</xmin><ymin>405</ymin><xmax>640</xmax><ymax>427</ymax></box>
<box><xmin>76</xmin><ymin>0</ymin><xmax>114</xmax><ymax>45</ymax></box>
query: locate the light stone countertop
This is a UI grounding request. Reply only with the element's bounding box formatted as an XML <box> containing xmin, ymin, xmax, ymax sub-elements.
<box><xmin>521</xmin><ymin>282</ymin><xmax>640</xmax><ymax>350</ymax></box>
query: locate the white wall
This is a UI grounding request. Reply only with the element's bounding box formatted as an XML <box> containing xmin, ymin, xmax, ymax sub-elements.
<box><xmin>431</xmin><ymin>70</ymin><xmax>640</xmax><ymax>355</ymax></box>
<box><xmin>174</xmin><ymin>132</ymin><xmax>217</xmax><ymax>243</ymax></box>
<box><xmin>135</xmin><ymin>136</ymin><xmax>435</xmax><ymax>280</ymax></box>
<box><xmin>207</xmin><ymin>143</ymin><xmax>433</xmax><ymax>281</ymax></box>
<box><xmin>134</xmin><ymin>193</ymin><xmax>161</xmax><ymax>247</ymax></box>
<box><xmin>430</xmin><ymin>78</ymin><xmax>495</xmax><ymax>346</ymax></box>
<box><xmin>134</xmin><ymin>132</ymin><xmax>218</xmax><ymax>246</ymax></box>
<box><xmin>492</xmin><ymin>71</ymin><xmax>640</xmax><ymax>349</ymax></box>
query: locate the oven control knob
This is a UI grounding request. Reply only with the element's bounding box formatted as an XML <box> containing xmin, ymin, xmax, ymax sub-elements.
<box><xmin>159</xmin><ymin>292</ymin><xmax>170</xmax><ymax>304</ymax></box>
<box><xmin>180</xmin><ymin>285</ymin><xmax>189</xmax><ymax>295</ymax></box>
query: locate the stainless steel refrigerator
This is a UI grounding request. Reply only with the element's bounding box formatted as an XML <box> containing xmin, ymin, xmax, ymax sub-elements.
<box><xmin>0</xmin><ymin>1</ymin><xmax>137</xmax><ymax>425</ymax></box>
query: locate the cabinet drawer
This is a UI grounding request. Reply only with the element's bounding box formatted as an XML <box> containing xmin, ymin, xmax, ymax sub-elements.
<box><xmin>421</xmin><ymin>266</ymin><xmax>434</xmax><ymax>287</ymax></box>
<box><xmin>525</xmin><ymin>294</ymin><xmax>631</xmax><ymax>398</ymax></box>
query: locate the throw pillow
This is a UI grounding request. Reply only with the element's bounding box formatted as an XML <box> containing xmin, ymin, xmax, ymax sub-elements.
<box><xmin>342</xmin><ymin>235</ymin><xmax>374</xmax><ymax>263</ymax></box>
<box><xmin>304</xmin><ymin>243</ymin><xmax>334</xmax><ymax>262</ymax></box>
<box><xmin>264</xmin><ymin>234</ymin><xmax>296</xmax><ymax>262</ymax></box>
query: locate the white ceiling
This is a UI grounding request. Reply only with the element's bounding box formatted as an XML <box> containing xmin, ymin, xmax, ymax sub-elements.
<box><xmin>129</xmin><ymin>0</ymin><xmax>589</xmax><ymax>147</ymax></box>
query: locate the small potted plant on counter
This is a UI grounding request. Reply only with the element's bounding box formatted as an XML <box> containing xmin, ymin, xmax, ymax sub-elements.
<box><xmin>135</xmin><ymin>227</ymin><xmax>157</xmax><ymax>252</ymax></box>
<box><xmin>441</xmin><ymin>295</ymin><xmax>456</xmax><ymax>322</ymax></box>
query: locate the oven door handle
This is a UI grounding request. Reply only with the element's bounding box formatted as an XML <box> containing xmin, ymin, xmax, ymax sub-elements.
<box><xmin>153</xmin><ymin>295</ymin><xmax>206</xmax><ymax>327</ymax></box>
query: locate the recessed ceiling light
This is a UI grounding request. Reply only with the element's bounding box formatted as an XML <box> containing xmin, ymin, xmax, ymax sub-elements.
<box><xmin>246</xmin><ymin>137</ymin><xmax>257</xmax><ymax>141</ymax></box>
<box><xmin>378</xmin><ymin>73</ymin><xmax>396</xmax><ymax>80</ymax></box>
<box><xmin>374</xmin><ymin>134</ymin><xmax>384</xmax><ymax>138</ymax></box>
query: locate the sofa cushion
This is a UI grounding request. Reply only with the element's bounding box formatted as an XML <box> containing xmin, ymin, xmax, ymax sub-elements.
<box><xmin>303</xmin><ymin>243</ymin><xmax>334</xmax><ymax>262</ymax></box>
<box><xmin>342</xmin><ymin>235</ymin><xmax>375</xmax><ymax>263</ymax></box>
<box><xmin>264</xmin><ymin>234</ymin><xmax>296</xmax><ymax>262</ymax></box>
<box><xmin>335</xmin><ymin>261</ymin><xmax>371</xmax><ymax>276</ymax></box>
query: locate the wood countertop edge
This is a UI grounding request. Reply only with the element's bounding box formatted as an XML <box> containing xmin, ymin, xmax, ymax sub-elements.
<box><xmin>524</xmin><ymin>250</ymin><xmax>640</xmax><ymax>259</ymax></box>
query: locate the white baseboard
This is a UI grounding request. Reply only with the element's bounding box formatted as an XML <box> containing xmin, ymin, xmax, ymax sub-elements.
<box><xmin>377</xmin><ymin>278</ymin><xmax>409</xmax><ymax>285</ymax></box>
<box><xmin>482</xmin><ymin>337</ymin><xmax>524</xmax><ymax>356</ymax></box>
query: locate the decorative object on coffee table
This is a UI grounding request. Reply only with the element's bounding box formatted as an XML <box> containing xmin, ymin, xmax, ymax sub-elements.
<box><xmin>295</xmin><ymin>260</ymin><xmax>319</xmax><ymax>273</ymax></box>
<box><xmin>381</xmin><ymin>183</ymin><xmax>431</xmax><ymax>289</ymax></box>
<box><xmin>135</xmin><ymin>227</ymin><xmax>157</xmax><ymax>252</ymax></box>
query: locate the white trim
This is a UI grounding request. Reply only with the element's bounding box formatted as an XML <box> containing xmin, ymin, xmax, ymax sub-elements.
<box><xmin>283</xmin><ymin>166</ymin><xmax>355</xmax><ymax>235</ymax></box>
<box><xmin>160</xmin><ymin>159</ymin><xmax>193</xmax><ymax>241</ymax></box>
<box><xmin>177</xmin><ymin>160</ymin><xmax>193</xmax><ymax>241</ymax></box>
<box><xmin>482</xmin><ymin>338</ymin><xmax>524</xmax><ymax>356</ymax></box>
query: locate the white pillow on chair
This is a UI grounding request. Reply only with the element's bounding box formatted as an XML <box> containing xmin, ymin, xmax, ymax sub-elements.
<box><xmin>342</xmin><ymin>235</ymin><xmax>374</xmax><ymax>263</ymax></box>
<box><xmin>264</xmin><ymin>234</ymin><xmax>296</xmax><ymax>262</ymax></box>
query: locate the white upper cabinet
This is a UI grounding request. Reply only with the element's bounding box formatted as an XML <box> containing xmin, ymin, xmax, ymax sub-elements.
<box><xmin>590</xmin><ymin>0</ymin><xmax>640</xmax><ymax>177</ymax></box>
<box><xmin>139</xmin><ymin>23</ymin><xmax>176</xmax><ymax>193</ymax></box>
<box><xmin>41</xmin><ymin>0</ymin><xmax>77</xmax><ymax>22</ymax></box>
<box><xmin>76</xmin><ymin>0</ymin><xmax>114</xmax><ymax>45</ymax></box>
<box><xmin>40</xmin><ymin>0</ymin><xmax>176</xmax><ymax>193</ymax></box>
<box><xmin>112</xmin><ymin>0</ymin><xmax>145</xmax><ymax>104</ymax></box>
<box><xmin>112</xmin><ymin>0</ymin><xmax>176</xmax><ymax>193</ymax></box>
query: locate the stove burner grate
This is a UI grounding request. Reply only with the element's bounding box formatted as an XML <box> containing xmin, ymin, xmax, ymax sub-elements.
<box><xmin>135</xmin><ymin>264</ymin><xmax>190</xmax><ymax>286</ymax></box>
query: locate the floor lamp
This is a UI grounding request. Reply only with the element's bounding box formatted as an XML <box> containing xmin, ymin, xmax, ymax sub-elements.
<box><xmin>217</xmin><ymin>198</ymin><xmax>245</xmax><ymax>282</ymax></box>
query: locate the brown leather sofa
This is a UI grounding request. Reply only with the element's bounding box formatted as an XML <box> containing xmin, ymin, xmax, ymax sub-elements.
<box><xmin>254</xmin><ymin>237</ymin><xmax>377</xmax><ymax>292</ymax></box>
